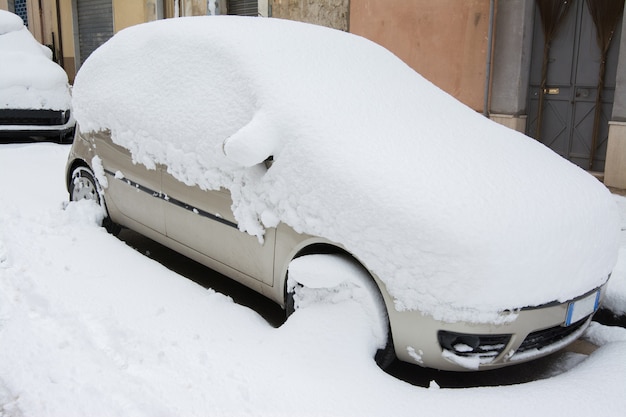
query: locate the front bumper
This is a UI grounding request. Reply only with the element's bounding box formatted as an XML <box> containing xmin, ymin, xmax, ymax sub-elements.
<box><xmin>387</xmin><ymin>284</ymin><xmax>607</xmax><ymax>371</ymax></box>
<box><xmin>0</xmin><ymin>108</ymin><xmax>75</xmax><ymax>140</ymax></box>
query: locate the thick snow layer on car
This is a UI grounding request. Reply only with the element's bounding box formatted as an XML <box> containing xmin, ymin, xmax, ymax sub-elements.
<box><xmin>0</xmin><ymin>8</ymin><xmax>23</xmax><ymax>35</ymax></box>
<box><xmin>0</xmin><ymin>10</ymin><xmax>71</xmax><ymax>111</ymax></box>
<box><xmin>1</xmin><ymin>143</ymin><xmax>626</xmax><ymax>417</ymax></box>
<box><xmin>72</xmin><ymin>16</ymin><xmax>619</xmax><ymax>323</ymax></box>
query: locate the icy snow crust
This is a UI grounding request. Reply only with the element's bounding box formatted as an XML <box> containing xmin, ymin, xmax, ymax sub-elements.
<box><xmin>0</xmin><ymin>10</ymin><xmax>72</xmax><ymax>111</ymax></box>
<box><xmin>72</xmin><ymin>16</ymin><xmax>619</xmax><ymax>323</ymax></box>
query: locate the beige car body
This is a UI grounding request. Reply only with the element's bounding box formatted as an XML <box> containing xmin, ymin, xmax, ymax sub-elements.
<box><xmin>66</xmin><ymin>129</ymin><xmax>605</xmax><ymax>372</ymax></box>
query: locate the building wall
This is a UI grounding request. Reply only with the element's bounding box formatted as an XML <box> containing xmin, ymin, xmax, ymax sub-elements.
<box><xmin>113</xmin><ymin>0</ymin><xmax>166</xmax><ymax>35</ymax></box>
<box><xmin>180</xmin><ymin>0</ymin><xmax>209</xmax><ymax>16</ymax></box>
<box><xmin>488</xmin><ymin>0</ymin><xmax>533</xmax><ymax>133</ymax></box>
<box><xmin>489</xmin><ymin>0</ymin><xmax>533</xmax><ymax>119</ymax></box>
<box><xmin>271</xmin><ymin>0</ymin><xmax>349</xmax><ymax>31</ymax></box>
<box><xmin>113</xmin><ymin>0</ymin><xmax>149</xmax><ymax>32</ymax></box>
<box><xmin>605</xmin><ymin>11</ymin><xmax>626</xmax><ymax>189</ymax></box>
<box><xmin>349</xmin><ymin>0</ymin><xmax>491</xmax><ymax>111</ymax></box>
<box><xmin>59</xmin><ymin>0</ymin><xmax>76</xmax><ymax>81</ymax></box>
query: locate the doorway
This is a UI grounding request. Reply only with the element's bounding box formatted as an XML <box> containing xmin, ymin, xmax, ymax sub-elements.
<box><xmin>527</xmin><ymin>0</ymin><xmax>623</xmax><ymax>172</ymax></box>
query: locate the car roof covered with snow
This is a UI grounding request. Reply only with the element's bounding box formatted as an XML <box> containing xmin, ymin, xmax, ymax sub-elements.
<box><xmin>72</xmin><ymin>16</ymin><xmax>619</xmax><ymax>323</ymax></box>
<box><xmin>0</xmin><ymin>9</ymin><xmax>71</xmax><ymax>111</ymax></box>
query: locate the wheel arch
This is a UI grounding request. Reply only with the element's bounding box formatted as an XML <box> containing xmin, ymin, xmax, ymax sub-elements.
<box><xmin>278</xmin><ymin>242</ymin><xmax>388</xmax><ymax>311</ymax></box>
<box><xmin>279</xmin><ymin>241</ymin><xmax>397</xmax><ymax>368</ymax></box>
<box><xmin>278</xmin><ymin>242</ymin><xmax>347</xmax><ymax>306</ymax></box>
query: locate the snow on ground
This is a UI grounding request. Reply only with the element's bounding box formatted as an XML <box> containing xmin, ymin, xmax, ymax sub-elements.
<box><xmin>0</xmin><ymin>142</ymin><xmax>625</xmax><ymax>417</ymax></box>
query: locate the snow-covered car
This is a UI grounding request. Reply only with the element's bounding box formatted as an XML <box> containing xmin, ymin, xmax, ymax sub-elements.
<box><xmin>66</xmin><ymin>16</ymin><xmax>619</xmax><ymax>372</ymax></box>
<box><xmin>0</xmin><ymin>10</ymin><xmax>74</xmax><ymax>142</ymax></box>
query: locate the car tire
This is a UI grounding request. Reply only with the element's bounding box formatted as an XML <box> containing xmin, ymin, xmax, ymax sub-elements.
<box><xmin>285</xmin><ymin>254</ymin><xmax>396</xmax><ymax>370</ymax></box>
<box><xmin>69</xmin><ymin>165</ymin><xmax>121</xmax><ymax>235</ymax></box>
<box><xmin>374</xmin><ymin>330</ymin><xmax>396</xmax><ymax>369</ymax></box>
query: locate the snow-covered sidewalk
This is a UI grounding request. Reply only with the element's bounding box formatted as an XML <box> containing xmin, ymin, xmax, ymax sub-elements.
<box><xmin>0</xmin><ymin>142</ymin><xmax>625</xmax><ymax>417</ymax></box>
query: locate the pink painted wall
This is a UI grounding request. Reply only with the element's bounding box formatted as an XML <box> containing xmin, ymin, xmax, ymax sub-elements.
<box><xmin>350</xmin><ymin>0</ymin><xmax>491</xmax><ymax>111</ymax></box>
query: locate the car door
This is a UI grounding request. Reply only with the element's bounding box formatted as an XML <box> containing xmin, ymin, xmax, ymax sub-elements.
<box><xmin>93</xmin><ymin>132</ymin><xmax>166</xmax><ymax>234</ymax></box>
<box><xmin>162</xmin><ymin>171</ymin><xmax>276</xmax><ymax>285</ymax></box>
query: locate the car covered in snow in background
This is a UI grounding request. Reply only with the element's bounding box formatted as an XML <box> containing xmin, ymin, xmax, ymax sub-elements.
<box><xmin>0</xmin><ymin>10</ymin><xmax>74</xmax><ymax>142</ymax></box>
<box><xmin>66</xmin><ymin>16</ymin><xmax>619</xmax><ymax>372</ymax></box>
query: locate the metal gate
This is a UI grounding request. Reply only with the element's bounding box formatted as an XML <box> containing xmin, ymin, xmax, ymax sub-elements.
<box><xmin>228</xmin><ymin>0</ymin><xmax>258</xmax><ymax>16</ymax></box>
<box><xmin>527</xmin><ymin>0</ymin><xmax>624</xmax><ymax>172</ymax></box>
<box><xmin>75</xmin><ymin>0</ymin><xmax>114</xmax><ymax>68</ymax></box>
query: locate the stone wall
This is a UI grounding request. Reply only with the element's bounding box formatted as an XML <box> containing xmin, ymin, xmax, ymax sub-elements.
<box><xmin>271</xmin><ymin>0</ymin><xmax>349</xmax><ymax>31</ymax></box>
<box><xmin>600</xmin><ymin>5</ymin><xmax>626</xmax><ymax>189</ymax></box>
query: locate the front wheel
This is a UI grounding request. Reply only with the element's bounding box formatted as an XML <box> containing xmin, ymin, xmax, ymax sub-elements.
<box><xmin>69</xmin><ymin>165</ymin><xmax>120</xmax><ymax>235</ymax></box>
<box><xmin>285</xmin><ymin>253</ymin><xmax>396</xmax><ymax>370</ymax></box>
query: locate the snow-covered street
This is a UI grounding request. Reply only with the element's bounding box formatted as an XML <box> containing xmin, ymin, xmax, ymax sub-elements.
<box><xmin>0</xmin><ymin>142</ymin><xmax>625</xmax><ymax>416</ymax></box>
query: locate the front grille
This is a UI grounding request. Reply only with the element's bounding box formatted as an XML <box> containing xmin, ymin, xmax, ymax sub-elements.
<box><xmin>517</xmin><ymin>317</ymin><xmax>588</xmax><ymax>353</ymax></box>
<box><xmin>0</xmin><ymin>109</ymin><xmax>71</xmax><ymax>126</ymax></box>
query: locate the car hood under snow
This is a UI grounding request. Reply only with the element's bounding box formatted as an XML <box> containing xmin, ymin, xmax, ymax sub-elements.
<box><xmin>72</xmin><ymin>16</ymin><xmax>620</xmax><ymax>323</ymax></box>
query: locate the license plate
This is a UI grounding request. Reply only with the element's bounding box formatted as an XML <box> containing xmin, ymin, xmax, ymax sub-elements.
<box><xmin>565</xmin><ymin>290</ymin><xmax>600</xmax><ymax>326</ymax></box>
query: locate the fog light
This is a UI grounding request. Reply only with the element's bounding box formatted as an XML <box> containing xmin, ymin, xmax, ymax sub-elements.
<box><xmin>438</xmin><ymin>331</ymin><xmax>511</xmax><ymax>358</ymax></box>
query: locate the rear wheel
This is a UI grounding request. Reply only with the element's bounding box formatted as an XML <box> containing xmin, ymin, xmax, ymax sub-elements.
<box><xmin>70</xmin><ymin>166</ymin><xmax>100</xmax><ymax>203</ymax></box>
<box><xmin>285</xmin><ymin>253</ymin><xmax>396</xmax><ymax>370</ymax></box>
<box><xmin>69</xmin><ymin>165</ymin><xmax>120</xmax><ymax>235</ymax></box>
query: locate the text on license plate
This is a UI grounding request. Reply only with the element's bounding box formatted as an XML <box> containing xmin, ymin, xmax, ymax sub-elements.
<box><xmin>565</xmin><ymin>290</ymin><xmax>600</xmax><ymax>326</ymax></box>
